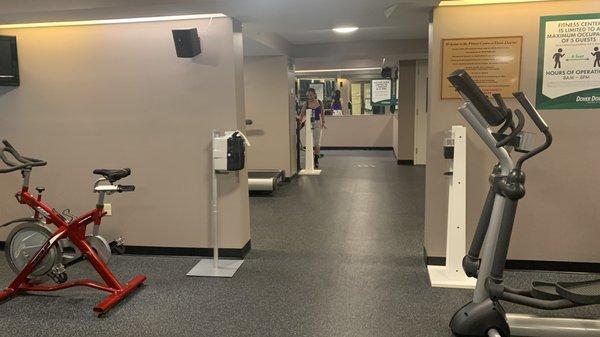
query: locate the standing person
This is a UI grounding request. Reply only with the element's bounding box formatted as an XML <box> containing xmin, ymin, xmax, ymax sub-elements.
<box><xmin>332</xmin><ymin>90</ymin><xmax>343</xmax><ymax>116</ymax></box>
<box><xmin>592</xmin><ymin>47</ymin><xmax>600</xmax><ymax>67</ymax></box>
<box><xmin>553</xmin><ymin>48</ymin><xmax>565</xmax><ymax>69</ymax></box>
<box><xmin>297</xmin><ymin>88</ymin><xmax>326</xmax><ymax>168</ymax></box>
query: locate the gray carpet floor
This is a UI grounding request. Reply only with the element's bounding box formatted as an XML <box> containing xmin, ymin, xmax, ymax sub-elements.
<box><xmin>0</xmin><ymin>150</ymin><xmax>598</xmax><ymax>337</ymax></box>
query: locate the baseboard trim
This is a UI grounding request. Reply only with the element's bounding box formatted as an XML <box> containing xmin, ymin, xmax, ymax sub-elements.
<box><xmin>321</xmin><ymin>146</ymin><xmax>393</xmax><ymax>151</ymax></box>
<box><xmin>0</xmin><ymin>239</ymin><xmax>252</xmax><ymax>259</ymax></box>
<box><xmin>426</xmin><ymin>256</ymin><xmax>600</xmax><ymax>273</ymax></box>
<box><xmin>397</xmin><ymin>160</ymin><xmax>414</xmax><ymax>165</ymax></box>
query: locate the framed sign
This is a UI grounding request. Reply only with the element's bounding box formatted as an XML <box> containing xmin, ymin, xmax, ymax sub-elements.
<box><xmin>442</xmin><ymin>36</ymin><xmax>523</xmax><ymax>99</ymax></box>
<box><xmin>309</xmin><ymin>83</ymin><xmax>324</xmax><ymax>101</ymax></box>
<box><xmin>371</xmin><ymin>79</ymin><xmax>392</xmax><ymax>104</ymax></box>
<box><xmin>536</xmin><ymin>13</ymin><xmax>600</xmax><ymax>110</ymax></box>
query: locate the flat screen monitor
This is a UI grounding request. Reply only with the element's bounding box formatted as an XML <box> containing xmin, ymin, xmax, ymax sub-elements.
<box><xmin>0</xmin><ymin>36</ymin><xmax>19</xmax><ymax>86</ymax></box>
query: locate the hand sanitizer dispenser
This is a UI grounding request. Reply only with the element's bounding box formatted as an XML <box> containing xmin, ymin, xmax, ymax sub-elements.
<box><xmin>213</xmin><ymin>131</ymin><xmax>250</xmax><ymax>172</ymax></box>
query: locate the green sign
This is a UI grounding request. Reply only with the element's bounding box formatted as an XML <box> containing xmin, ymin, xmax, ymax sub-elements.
<box><xmin>537</xmin><ymin>13</ymin><xmax>600</xmax><ymax>110</ymax></box>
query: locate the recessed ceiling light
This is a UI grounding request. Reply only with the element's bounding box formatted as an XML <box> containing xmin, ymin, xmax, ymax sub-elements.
<box><xmin>332</xmin><ymin>26</ymin><xmax>359</xmax><ymax>34</ymax></box>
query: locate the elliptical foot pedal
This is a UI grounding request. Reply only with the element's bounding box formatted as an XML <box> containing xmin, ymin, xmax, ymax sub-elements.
<box><xmin>531</xmin><ymin>281</ymin><xmax>562</xmax><ymax>301</ymax></box>
<box><xmin>556</xmin><ymin>279</ymin><xmax>600</xmax><ymax>305</ymax></box>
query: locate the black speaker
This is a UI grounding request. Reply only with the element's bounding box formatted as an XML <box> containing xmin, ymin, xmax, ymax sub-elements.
<box><xmin>172</xmin><ymin>28</ymin><xmax>201</xmax><ymax>58</ymax></box>
<box><xmin>381</xmin><ymin>67</ymin><xmax>392</xmax><ymax>78</ymax></box>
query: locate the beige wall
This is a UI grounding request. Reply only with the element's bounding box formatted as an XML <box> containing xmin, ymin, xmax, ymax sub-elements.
<box><xmin>0</xmin><ymin>17</ymin><xmax>251</xmax><ymax>250</ymax></box>
<box><xmin>396</xmin><ymin>61</ymin><xmax>416</xmax><ymax>161</ymax></box>
<box><xmin>244</xmin><ymin>56</ymin><xmax>295</xmax><ymax>177</ymax></box>
<box><xmin>425</xmin><ymin>0</ymin><xmax>600</xmax><ymax>263</ymax></box>
<box><xmin>319</xmin><ymin>115</ymin><xmax>393</xmax><ymax>148</ymax></box>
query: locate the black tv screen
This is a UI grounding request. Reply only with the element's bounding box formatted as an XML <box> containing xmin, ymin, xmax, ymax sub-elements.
<box><xmin>0</xmin><ymin>36</ymin><xmax>19</xmax><ymax>86</ymax></box>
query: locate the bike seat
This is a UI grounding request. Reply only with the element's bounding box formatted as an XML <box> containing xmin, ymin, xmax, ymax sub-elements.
<box><xmin>93</xmin><ymin>168</ymin><xmax>131</xmax><ymax>183</ymax></box>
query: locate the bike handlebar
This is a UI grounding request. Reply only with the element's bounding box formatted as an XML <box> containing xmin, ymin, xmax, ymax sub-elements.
<box><xmin>0</xmin><ymin>140</ymin><xmax>47</xmax><ymax>173</ymax></box>
<box><xmin>118</xmin><ymin>185</ymin><xmax>136</xmax><ymax>193</ymax></box>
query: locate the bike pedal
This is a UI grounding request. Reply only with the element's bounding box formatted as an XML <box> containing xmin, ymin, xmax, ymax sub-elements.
<box><xmin>50</xmin><ymin>264</ymin><xmax>68</xmax><ymax>284</ymax></box>
<box><xmin>109</xmin><ymin>237</ymin><xmax>126</xmax><ymax>255</ymax></box>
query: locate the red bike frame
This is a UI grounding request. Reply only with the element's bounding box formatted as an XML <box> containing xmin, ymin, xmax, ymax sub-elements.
<box><xmin>0</xmin><ymin>183</ymin><xmax>146</xmax><ymax>315</ymax></box>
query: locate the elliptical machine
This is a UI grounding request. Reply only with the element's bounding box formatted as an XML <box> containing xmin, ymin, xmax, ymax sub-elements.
<box><xmin>447</xmin><ymin>70</ymin><xmax>600</xmax><ymax>337</ymax></box>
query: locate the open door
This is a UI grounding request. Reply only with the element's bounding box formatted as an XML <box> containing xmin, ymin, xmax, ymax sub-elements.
<box><xmin>414</xmin><ymin>60</ymin><xmax>428</xmax><ymax>165</ymax></box>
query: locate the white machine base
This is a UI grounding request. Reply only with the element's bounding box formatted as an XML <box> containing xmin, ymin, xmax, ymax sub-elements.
<box><xmin>299</xmin><ymin>169</ymin><xmax>322</xmax><ymax>175</ymax></box>
<box><xmin>427</xmin><ymin>265</ymin><xmax>477</xmax><ymax>289</ymax></box>
<box><xmin>187</xmin><ymin>259</ymin><xmax>244</xmax><ymax>278</ymax></box>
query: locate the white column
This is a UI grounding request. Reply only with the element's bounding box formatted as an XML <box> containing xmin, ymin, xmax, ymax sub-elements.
<box><xmin>427</xmin><ymin>125</ymin><xmax>475</xmax><ymax>289</ymax></box>
<box><xmin>299</xmin><ymin>111</ymin><xmax>322</xmax><ymax>175</ymax></box>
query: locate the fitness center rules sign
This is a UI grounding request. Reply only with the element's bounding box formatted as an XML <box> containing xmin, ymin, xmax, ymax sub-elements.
<box><xmin>537</xmin><ymin>13</ymin><xmax>600</xmax><ymax>110</ymax></box>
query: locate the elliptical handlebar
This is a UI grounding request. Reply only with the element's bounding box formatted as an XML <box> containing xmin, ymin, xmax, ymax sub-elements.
<box><xmin>510</xmin><ymin>93</ymin><xmax>553</xmax><ymax>169</ymax></box>
<box><xmin>496</xmin><ymin>108</ymin><xmax>525</xmax><ymax>148</ymax></box>
<box><xmin>0</xmin><ymin>140</ymin><xmax>47</xmax><ymax>173</ymax></box>
<box><xmin>492</xmin><ymin>94</ymin><xmax>509</xmax><ymax>113</ymax></box>
<box><xmin>512</xmin><ymin>92</ymin><xmax>549</xmax><ymax>133</ymax></box>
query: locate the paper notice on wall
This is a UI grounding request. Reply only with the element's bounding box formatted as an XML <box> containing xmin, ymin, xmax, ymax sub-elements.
<box><xmin>309</xmin><ymin>83</ymin><xmax>324</xmax><ymax>101</ymax></box>
<box><xmin>371</xmin><ymin>79</ymin><xmax>391</xmax><ymax>103</ymax></box>
<box><xmin>537</xmin><ymin>13</ymin><xmax>600</xmax><ymax>110</ymax></box>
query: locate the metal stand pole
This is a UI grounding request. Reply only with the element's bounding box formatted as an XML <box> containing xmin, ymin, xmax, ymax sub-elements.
<box><xmin>212</xmin><ymin>130</ymin><xmax>219</xmax><ymax>269</ymax></box>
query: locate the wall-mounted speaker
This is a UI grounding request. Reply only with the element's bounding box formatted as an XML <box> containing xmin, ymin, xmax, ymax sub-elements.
<box><xmin>381</xmin><ymin>67</ymin><xmax>392</xmax><ymax>78</ymax></box>
<box><xmin>172</xmin><ymin>28</ymin><xmax>201</xmax><ymax>58</ymax></box>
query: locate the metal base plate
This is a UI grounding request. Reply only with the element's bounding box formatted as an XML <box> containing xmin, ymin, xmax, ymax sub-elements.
<box><xmin>186</xmin><ymin>259</ymin><xmax>244</xmax><ymax>278</ymax></box>
<box><xmin>507</xmin><ymin>313</ymin><xmax>600</xmax><ymax>337</ymax></box>
<box><xmin>427</xmin><ymin>265</ymin><xmax>477</xmax><ymax>289</ymax></box>
<box><xmin>299</xmin><ymin>169</ymin><xmax>322</xmax><ymax>175</ymax></box>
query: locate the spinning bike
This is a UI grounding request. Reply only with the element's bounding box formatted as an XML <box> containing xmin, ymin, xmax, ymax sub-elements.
<box><xmin>0</xmin><ymin>140</ymin><xmax>146</xmax><ymax>315</ymax></box>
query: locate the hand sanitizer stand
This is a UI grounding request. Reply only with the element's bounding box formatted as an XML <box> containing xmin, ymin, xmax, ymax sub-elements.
<box><xmin>187</xmin><ymin>130</ymin><xmax>248</xmax><ymax>278</ymax></box>
<box><xmin>299</xmin><ymin>110</ymin><xmax>322</xmax><ymax>175</ymax></box>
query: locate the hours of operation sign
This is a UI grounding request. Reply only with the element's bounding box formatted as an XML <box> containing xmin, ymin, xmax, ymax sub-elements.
<box><xmin>442</xmin><ymin>37</ymin><xmax>523</xmax><ymax>99</ymax></box>
<box><xmin>537</xmin><ymin>13</ymin><xmax>600</xmax><ymax>110</ymax></box>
